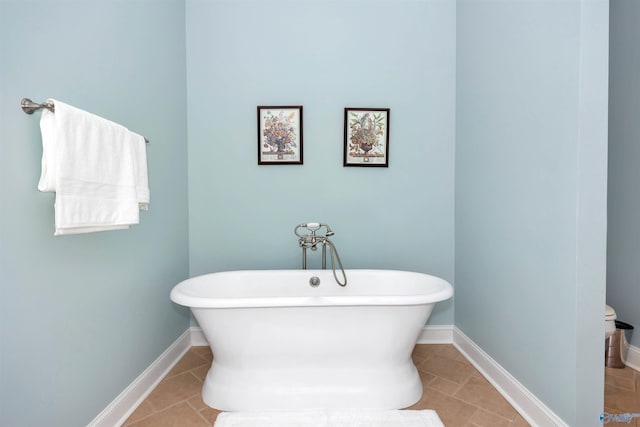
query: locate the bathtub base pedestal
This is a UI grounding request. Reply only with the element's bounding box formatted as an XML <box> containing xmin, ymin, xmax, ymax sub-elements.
<box><xmin>202</xmin><ymin>362</ymin><xmax>424</xmax><ymax>411</ymax></box>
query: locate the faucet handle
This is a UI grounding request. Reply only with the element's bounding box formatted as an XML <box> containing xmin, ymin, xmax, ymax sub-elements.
<box><xmin>295</xmin><ymin>223</ymin><xmax>319</xmax><ymax>238</ymax></box>
<box><xmin>306</xmin><ymin>222</ymin><xmax>321</xmax><ymax>231</ymax></box>
<box><xmin>295</xmin><ymin>222</ymin><xmax>335</xmax><ymax>238</ymax></box>
<box><xmin>293</xmin><ymin>222</ymin><xmax>320</xmax><ymax>238</ymax></box>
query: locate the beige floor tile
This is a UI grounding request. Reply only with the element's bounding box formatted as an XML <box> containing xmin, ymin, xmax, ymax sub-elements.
<box><xmin>187</xmin><ymin>394</ymin><xmax>209</xmax><ymax>412</ymax></box>
<box><xmin>426</xmin><ymin>376</ymin><xmax>464</xmax><ymax>396</ymax></box>
<box><xmin>606</xmin><ymin>366</ymin><xmax>636</xmax><ymax>380</ymax></box>
<box><xmin>412</xmin><ymin>345</ymin><xmax>431</xmax><ymax>363</ymax></box>
<box><xmin>418</xmin><ymin>353</ymin><xmax>476</xmax><ymax>384</ymax></box>
<box><xmin>418</xmin><ymin>368</ymin><xmax>437</xmax><ymax>386</ymax></box>
<box><xmin>191</xmin><ymin>346</ymin><xmax>213</xmax><ymax>362</ymax></box>
<box><xmin>424</xmin><ymin>344</ymin><xmax>465</xmax><ymax>361</ymax></box>
<box><xmin>146</xmin><ymin>371</ymin><xmax>203</xmax><ymax>412</ymax></box>
<box><xmin>603</xmin><ymin>365</ymin><xmax>640</xmax><ymax>427</ymax></box>
<box><xmin>166</xmin><ymin>349</ymin><xmax>209</xmax><ymax>378</ymax></box>
<box><xmin>469</xmin><ymin>370</ymin><xmax>493</xmax><ymax>387</ymax></box>
<box><xmin>186</xmin><ymin>391</ymin><xmax>221</xmax><ymax>423</ymax></box>
<box><xmin>199</xmin><ymin>406</ymin><xmax>222</xmax><ymax>424</ymax></box>
<box><xmin>604</xmin><ymin>384</ymin><xmax>640</xmax><ymax>414</ymax></box>
<box><xmin>468</xmin><ymin>407</ymin><xmax>513</xmax><ymax>427</ymax></box>
<box><xmin>453</xmin><ymin>351</ymin><xmax>473</xmax><ymax>364</ymax></box>
<box><xmin>413</xmin><ymin>388</ymin><xmax>478</xmax><ymax>425</ymax></box>
<box><xmin>185</xmin><ymin>379</ymin><xmax>222</xmax><ymax>423</ymax></box>
<box><xmin>126</xmin><ymin>402</ymin><xmax>209</xmax><ymax>427</ymax></box>
<box><xmin>190</xmin><ymin>363</ymin><xmax>210</xmax><ymax>382</ymax></box>
<box><xmin>454</xmin><ymin>376</ymin><xmax>520</xmax><ymax>421</ymax></box>
<box><xmin>509</xmin><ymin>413</ymin><xmax>532</xmax><ymax>426</ymax></box>
<box><xmin>412</xmin><ymin>352</ymin><xmax>427</xmax><ymax>366</ymax></box>
<box><xmin>606</xmin><ymin>372</ymin><xmax>636</xmax><ymax>391</ymax></box>
<box><xmin>123</xmin><ymin>401</ymin><xmax>155</xmax><ymax>425</ymax></box>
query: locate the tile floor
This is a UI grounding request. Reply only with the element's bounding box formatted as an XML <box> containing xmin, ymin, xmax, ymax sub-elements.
<box><xmin>123</xmin><ymin>344</ymin><xmax>639</xmax><ymax>427</ymax></box>
<box><xmin>605</xmin><ymin>364</ymin><xmax>640</xmax><ymax>427</ymax></box>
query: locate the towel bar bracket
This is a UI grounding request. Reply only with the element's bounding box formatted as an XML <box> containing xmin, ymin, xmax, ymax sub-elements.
<box><xmin>21</xmin><ymin>98</ymin><xmax>54</xmax><ymax>115</ymax></box>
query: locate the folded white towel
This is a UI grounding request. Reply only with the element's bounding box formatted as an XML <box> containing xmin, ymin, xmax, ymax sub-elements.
<box><xmin>213</xmin><ymin>409</ymin><xmax>444</xmax><ymax>427</ymax></box>
<box><xmin>38</xmin><ymin>99</ymin><xmax>149</xmax><ymax>235</ymax></box>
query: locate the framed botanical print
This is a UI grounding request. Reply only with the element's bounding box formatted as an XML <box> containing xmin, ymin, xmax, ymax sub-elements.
<box><xmin>344</xmin><ymin>108</ymin><xmax>390</xmax><ymax>167</ymax></box>
<box><xmin>257</xmin><ymin>106</ymin><xmax>303</xmax><ymax>165</ymax></box>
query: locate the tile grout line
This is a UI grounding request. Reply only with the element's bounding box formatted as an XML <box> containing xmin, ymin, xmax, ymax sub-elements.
<box><xmin>186</xmin><ymin>398</ymin><xmax>212</xmax><ymax>424</ymax></box>
<box><xmin>124</xmin><ymin>399</ymin><xmax>200</xmax><ymax>427</ymax></box>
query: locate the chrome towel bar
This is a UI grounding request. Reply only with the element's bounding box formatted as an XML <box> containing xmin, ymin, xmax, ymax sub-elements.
<box><xmin>20</xmin><ymin>98</ymin><xmax>149</xmax><ymax>144</ymax></box>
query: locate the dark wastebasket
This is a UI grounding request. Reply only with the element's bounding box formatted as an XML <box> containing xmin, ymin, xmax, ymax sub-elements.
<box><xmin>605</xmin><ymin>320</ymin><xmax>634</xmax><ymax>369</ymax></box>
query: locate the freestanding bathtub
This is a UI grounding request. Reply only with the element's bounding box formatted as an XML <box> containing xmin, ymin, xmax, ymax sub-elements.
<box><xmin>170</xmin><ymin>269</ymin><xmax>453</xmax><ymax>411</ymax></box>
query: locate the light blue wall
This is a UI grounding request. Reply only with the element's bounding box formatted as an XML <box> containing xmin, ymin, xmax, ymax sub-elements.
<box><xmin>0</xmin><ymin>0</ymin><xmax>613</xmax><ymax>425</ymax></box>
<box><xmin>0</xmin><ymin>1</ymin><xmax>190</xmax><ymax>426</ymax></box>
<box><xmin>455</xmin><ymin>1</ymin><xmax>608</xmax><ymax>426</ymax></box>
<box><xmin>185</xmin><ymin>0</ymin><xmax>456</xmax><ymax>325</ymax></box>
<box><xmin>607</xmin><ymin>0</ymin><xmax>640</xmax><ymax>348</ymax></box>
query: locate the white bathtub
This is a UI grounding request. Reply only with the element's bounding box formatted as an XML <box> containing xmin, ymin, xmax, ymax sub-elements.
<box><xmin>170</xmin><ymin>269</ymin><xmax>453</xmax><ymax>411</ymax></box>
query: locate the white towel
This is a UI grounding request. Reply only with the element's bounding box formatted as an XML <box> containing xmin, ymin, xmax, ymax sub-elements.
<box><xmin>213</xmin><ymin>409</ymin><xmax>445</xmax><ymax>427</ymax></box>
<box><xmin>38</xmin><ymin>99</ymin><xmax>149</xmax><ymax>235</ymax></box>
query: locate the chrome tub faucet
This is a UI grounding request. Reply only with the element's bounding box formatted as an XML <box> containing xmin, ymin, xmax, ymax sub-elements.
<box><xmin>294</xmin><ymin>223</ymin><xmax>346</xmax><ymax>287</ymax></box>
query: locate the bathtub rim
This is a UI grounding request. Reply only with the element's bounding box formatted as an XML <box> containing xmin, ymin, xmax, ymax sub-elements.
<box><xmin>170</xmin><ymin>269</ymin><xmax>453</xmax><ymax>309</ymax></box>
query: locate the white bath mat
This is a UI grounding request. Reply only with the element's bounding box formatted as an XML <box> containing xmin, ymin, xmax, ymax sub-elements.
<box><xmin>213</xmin><ymin>409</ymin><xmax>444</xmax><ymax>427</ymax></box>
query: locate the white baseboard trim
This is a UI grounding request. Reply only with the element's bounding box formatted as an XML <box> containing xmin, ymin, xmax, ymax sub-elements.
<box><xmin>416</xmin><ymin>325</ymin><xmax>454</xmax><ymax>344</ymax></box>
<box><xmin>87</xmin><ymin>329</ymin><xmax>192</xmax><ymax>427</ymax></box>
<box><xmin>452</xmin><ymin>327</ymin><xmax>568</xmax><ymax>427</ymax></box>
<box><xmin>622</xmin><ymin>341</ymin><xmax>640</xmax><ymax>372</ymax></box>
<box><xmin>190</xmin><ymin>326</ymin><xmax>209</xmax><ymax>346</ymax></box>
